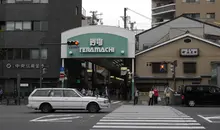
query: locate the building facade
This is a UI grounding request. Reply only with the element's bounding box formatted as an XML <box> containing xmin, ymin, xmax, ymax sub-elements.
<box><xmin>135</xmin><ymin>33</ymin><xmax>220</xmax><ymax>92</ymax></box>
<box><xmin>0</xmin><ymin>0</ymin><xmax>83</xmax><ymax>96</ymax></box>
<box><xmin>152</xmin><ymin>0</ymin><xmax>220</xmax><ymax>27</ymax></box>
<box><xmin>136</xmin><ymin>16</ymin><xmax>220</xmax><ymax>52</ymax></box>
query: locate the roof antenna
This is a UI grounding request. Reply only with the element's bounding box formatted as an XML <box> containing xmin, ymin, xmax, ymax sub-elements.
<box><xmin>185</xmin><ymin>30</ymin><xmax>190</xmax><ymax>34</ymax></box>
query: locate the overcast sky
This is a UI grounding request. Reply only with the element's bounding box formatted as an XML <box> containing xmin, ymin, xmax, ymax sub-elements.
<box><xmin>82</xmin><ymin>0</ymin><xmax>152</xmax><ymax>30</ymax></box>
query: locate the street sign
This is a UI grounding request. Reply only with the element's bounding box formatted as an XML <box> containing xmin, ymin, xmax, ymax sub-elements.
<box><xmin>60</xmin><ymin>67</ymin><xmax>65</xmax><ymax>72</ymax></box>
<box><xmin>60</xmin><ymin>73</ymin><xmax>65</xmax><ymax>78</ymax></box>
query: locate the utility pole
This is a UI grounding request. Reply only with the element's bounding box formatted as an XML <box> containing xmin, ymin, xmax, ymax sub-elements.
<box><xmin>129</xmin><ymin>21</ymin><xmax>136</xmax><ymax>31</ymax></box>
<box><xmin>90</xmin><ymin>11</ymin><xmax>103</xmax><ymax>25</ymax></box>
<box><xmin>124</xmin><ymin>8</ymin><xmax>127</xmax><ymax>29</ymax></box>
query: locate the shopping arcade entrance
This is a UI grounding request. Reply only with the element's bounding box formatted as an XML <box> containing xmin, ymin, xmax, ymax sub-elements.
<box><xmin>61</xmin><ymin>25</ymin><xmax>135</xmax><ymax>99</ymax></box>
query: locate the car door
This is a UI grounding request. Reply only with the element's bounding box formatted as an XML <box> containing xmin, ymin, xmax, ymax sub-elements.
<box><xmin>63</xmin><ymin>90</ymin><xmax>82</xmax><ymax>109</ymax></box>
<box><xmin>49</xmin><ymin>89</ymin><xmax>64</xmax><ymax>109</ymax></box>
<box><xmin>209</xmin><ymin>87</ymin><xmax>220</xmax><ymax>105</ymax></box>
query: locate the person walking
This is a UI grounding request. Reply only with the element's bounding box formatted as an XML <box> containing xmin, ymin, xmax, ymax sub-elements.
<box><xmin>153</xmin><ymin>87</ymin><xmax>159</xmax><ymax>105</ymax></box>
<box><xmin>164</xmin><ymin>85</ymin><xmax>174</xmax><ymax>105</ymax></box>
<box><xmin>134</xmin><ymin>89</ymin><xmax>139</xmax><ymax>105</ymax></box>
<box><xmin>148</xmin><ymin>88</ymin><xmax>154</xmax><ymax>106</ymax></box>
<box><xmin>0</xmin><ymin>87</ymin><xmax>3</xmax><ymax>103</ymax></box>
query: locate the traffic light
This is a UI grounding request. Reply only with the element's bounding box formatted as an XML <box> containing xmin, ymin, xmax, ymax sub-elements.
<box><xmin>170</xmin><ymin>63</ymin><xmax>174</xmax><ymax>75</ymax></box>
<box><xmin>67</xmin><ymin>41</ymin><xmax>79</xmax><ymax>45</ymax></box>
<box><xmin>160</xmin><ymin>63</ymin><xmax>166</xmax><ymax>72</ymax></box>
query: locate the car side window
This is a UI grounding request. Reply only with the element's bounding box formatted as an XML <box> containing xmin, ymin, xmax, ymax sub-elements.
<box><xmin>209</xmin><ymin>87</ymin><xmax>220</xmax><ymax>93</ymax></box>
<box><xmin>64</xmin><ymin>90</ymin><xmax>80</xmax><ymax>97</ymax></box>
<box><xmin>49</xmin><ymin>90</ymin><xmax>63</xmax><ymax>97</ymax></box>
<box><xmin>32</xmin><ymin>90</ymin><xmax>50</xmax><ymax>97</ymax></box>
<box><xmin>186</xmin><ymin>86</ymin><xmax>192</xmax><ymax>92</ymax></box>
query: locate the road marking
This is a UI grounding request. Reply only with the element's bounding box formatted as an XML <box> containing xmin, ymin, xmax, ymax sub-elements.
<box><xmin>111</xmin><ymin>101</ymin><xmax>121</xmax><ymax>104</ymax></box>
<box><xmin>97</xmin><ymin>122</ymin><xmax>201</xmax><ymax>126</ymax></box>
<box><xmin>100</xmin><ymin>119</ymin><xmax>197</xmax><ymax>122</ymax></box>
<box><xmin>91</xmin><ymin>105</ymin><xmax>205</xmax><ymax>129</ymax></box>
<box><xmin>93</xmin><ymin>125</ymin><xmax>205</xmax><ymax>129</ymax></box>
<box><xmin>198</xmin><ymin>115</ymin><xmax>220</xmax><ymax>123</ymax></box>
<box><xmin>30</xmin><ymin>114</ymin><xmax>82</xmax><ymax>123</ymax></box>
<box><xmin>103</xmin><ymin>117</ymin><xmax>193</xmax><ymax>120</ymax></box>
<box><xmin>198</xmin><ymin>115</ymin><xmax>213</xmax><ymax>123</ymax></box>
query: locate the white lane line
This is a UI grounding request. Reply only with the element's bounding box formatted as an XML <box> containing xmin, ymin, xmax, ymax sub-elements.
<box><xmin>198</xmin><ymin>115</ymin><xmax>212</xmax><ymax>123</ymax></box>
<box><xmin>105</xmin><ymin>115</ymin><xmax>190</xmax><ymax>118</ymax></box>
<box><xmin>30</xmin><ymin>116</ymin><xmax>82</xmax><ymax>122</ymax></box>
<box><xmin>30</xmin><ymin>115</ymin><xmax>54</xmax><ymax>122</ymax></box>
<box><xmin>111</xmin><ymin>101</ymin><xmax>121</xmax><ymax>104</ymax></box>
<box><xmin>103</xmin><ymin>117</ymin><xmax>193</xmax><ymax>120</ymax></box>
<box><xmin>100</xmin><ymin>119</ymin><xmax>197</xmax><ymax>122</ymax></box>
<box><xmin>97</xmin><ymin>122</ymin><xmax>201</xmax><ymax>126</ymax></box>
<box><xmin>93</xmin><ymin>125</ymin><xmax>205</xmax><ymax>129</ymax></box>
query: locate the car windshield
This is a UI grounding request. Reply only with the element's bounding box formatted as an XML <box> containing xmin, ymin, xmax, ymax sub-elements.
<box><xmin>75</xmin><ymin>89</ymin><xmax>84</xmax><ymax>97</ymax></box>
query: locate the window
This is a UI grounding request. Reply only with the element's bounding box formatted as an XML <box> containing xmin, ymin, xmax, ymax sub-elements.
<box><xmin>183</xmin><ymin>62</ymin><xmax>196</xmax><ymax>73</ymax></box>
<box><xmin>23</xmin><ymin>22</ymin><xmax>31</xmax><ymax>30</ymax></box>
<box><xmin>33</xmin><ymin>21</ymin><xmax>48</xmax><ymax>31</ymax></box>
<box><xmin>7</xmin><ymin>49</ymin><xmax>14</xmax><ymax>60</ymax></box>
<box><xmin>183</xmin><ymin>0</ymin><xmax>200</xmax><ymax>3</ymax></box>
<box><xmin>31</xmin><ymin>49</ymin><xmax>39</xmax><ymax>59</ymax></box>
<box><xmin>152</xmin><ymin>62</ymin><xmax>168</xmax><ymax>73</ymax></box>
<box><xmin>76</xmin><ymin>6</ymin><xmax>79</xmax><ymax>15</ymax></box>
<box><xmin>0</xmin><ymin>0</ymin><xmax>7</xmax><ymax>4</ymax></box>
<box><xmin>6</xmin><ymin>22</ymin><xmax>15</xmax><ymax>31</ymax></box>
<box><xmin>50</xmin><ymin>90</ymin><xmax>63</xmax><ymax>97</ymax></box>
<box><xmin>183</xmin><ymin>13</ymin><xmax>200</xmax><ymax>19</ymax></box>
<box><xmin>64</xmin><ymin>90</ymin><xmax>80</xmax><ymax>97</ymax></box>
<box><xmin>33</xmin><ymin>0</ymin><xmax>48</xmax><ymax>3</ymax></box>
<box><xmin>206</xmin><ymin>13</ymin><xmax>215</xmax><ymax>19</ymax></box>
<box><xmin>6</xmin><ymin>0</ymin><xmax>15</xmax><ymax>3</ymax></box>
<box><xmin>32</xmin><ymin>90</ymin><xmax>50</xmax><ymax>97</ymax></box>
<box><xmin>41</xmin><ymin>49</ymin><xmax>47</xmax><ymax>59</ymax></box>
<box><xmin>207</xmin><ymin>0</ymin><xmax>215</xmax><ymax>2</ymax></box>
<box><xmin>15</xmin><ymin>22</ymin><xmax>22</xmax><ymax>30</ymax></box>
<box><xmin>22</xmin><ymin>49</ymin><xmax>30</xmax><ymax>60</ymax></box>
<box><xmin>14</xmin><ymin>48</ymin><xmax>22</xmax><ymax>59</ymax></box>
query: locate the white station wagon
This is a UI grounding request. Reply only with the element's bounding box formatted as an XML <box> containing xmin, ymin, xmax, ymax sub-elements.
<box><xmin>27</xmin><ymin>88</ymin><xmax>110</xmax><ymax>113</ymax></box>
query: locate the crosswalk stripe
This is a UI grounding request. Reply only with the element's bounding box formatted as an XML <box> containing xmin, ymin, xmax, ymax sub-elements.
<box><xmin>100</xmin><ymin>119</ymin><xmax>197</xmax><ymax>122</ymax></box>
<box><xmin>92</xmin><ymin>125</ymin><xmax>205</xmax><ymax>129</ymax></box>
<box><xmin>103</xmin><ymin>117</ymin><xmax>193</xmax><ymax>120</ymax></box>
<box><xmin>91</xmin><ymin>105</ymin><xmax>205</xmax><ymax>129</ymax></box>
<box><xmin>97</xmin><ymin>122</ymin><xmax>201</xmax><ymax>126</ymax></box>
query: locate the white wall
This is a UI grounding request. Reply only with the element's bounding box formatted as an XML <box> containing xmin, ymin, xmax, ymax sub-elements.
<box><xmin>137</xmin><ymin>17</ymin><xmax>220</xmax><ymax>51</ymax></box>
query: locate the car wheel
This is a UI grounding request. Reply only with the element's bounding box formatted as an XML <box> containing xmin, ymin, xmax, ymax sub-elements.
<box><xmin>40</xmin><ymin>103</ymin><xmax>52</xmax><ymax>113</ymax></box>
<box><xmin>188</xmin><ymin>100</ymin><xmax>195</xmax><ymax>107</ymax></box>
<box><xmin>88</xmin><ymin>103</ymin><xmax>99</xmax><ymax>113</ymax></box>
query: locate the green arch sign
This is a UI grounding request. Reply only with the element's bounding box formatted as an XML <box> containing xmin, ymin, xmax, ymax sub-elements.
<box><xmin>67</xmin><ymin>33</ymin><xmax>128</xmax><ymax>58</ymax></box>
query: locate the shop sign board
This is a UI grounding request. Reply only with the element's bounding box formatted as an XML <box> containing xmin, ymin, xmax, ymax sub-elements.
<box><xmin>66</xmin><ymin>33</ymin><xmax>128</xmax><ymax>58</ymax></box>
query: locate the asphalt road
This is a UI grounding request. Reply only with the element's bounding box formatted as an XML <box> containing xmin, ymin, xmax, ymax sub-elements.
<box><xmin>0</xmin><ymin>102</ymin><xmax>123</xmax><ymax>130</ymax></box>
<box><xmin>1</xmin><ymin>103</ymin><xmax>220</xmax><ymax>130</ymax></box>
<box><xmin>174</xmin><ymin>106</ymin><xmax>220</xmax><ymax>130</ymax></box>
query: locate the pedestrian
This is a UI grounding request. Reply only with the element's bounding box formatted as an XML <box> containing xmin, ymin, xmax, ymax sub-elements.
<box><xmin>0</xmin><ymin>87</ymin><xmax>3</xmax><ymax>103</ymax></box>
<box><xmin>153</xmin><ymin>87</ymin><xmax>159</xmax><ymax>105</ymax></box>
<box><xmin>134</xmin><ymin>89</ymin><xmax>139</xmax><ymax>105</ymax></box>
<box><xmin>164</xmin><ymin>85</ymin><xmax>173</xmax><ymax>105</ymax></box>
<box><xmin>148</xmin><ymin>88</ymin><xmax>154</xmax><ymax>106</ymax></box>
<box><xmin>105</xmin><ymin>86</ymin><xmax>111</xmax><ymax>103</ymax></box>
<box><xmin>81</xmin><ymin>88</ymin><xmax>86</xmax><ymax>96</ymax></box>
<box><xmin>95</xmin><ymin>88</ymin><xmax>99</xmax><ymax>98</ymax></box>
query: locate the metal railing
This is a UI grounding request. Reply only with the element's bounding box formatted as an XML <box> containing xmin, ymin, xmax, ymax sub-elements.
<box><xmin>152</xmin><ymin>4</ymin><xmax>175</xmax><ymax>15</ymax></box>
